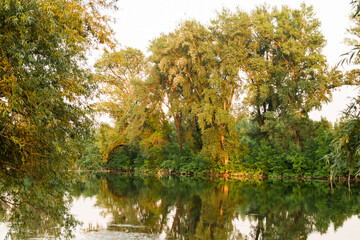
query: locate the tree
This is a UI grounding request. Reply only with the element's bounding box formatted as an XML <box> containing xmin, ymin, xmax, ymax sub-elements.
<box><xmin>328</xmin><ymin>0</ymin><xmax>360</xmax><ymax>182</ymax></box>
<box><xmin>244</xmin><ymin>4</ymin><xmax>332</xmax><ymax>148</ymax></box>
<box><xmin>149</xmin><ymin>21</ymin><xmax>210</xmax><ymax>152</ymax></box>
<box><xmin>0</xmin><ymin>0</ymin><xmax>114</xmax><ymax>174</ymax></box>
<box><xmin>95</xmin><ymin>47</ymin><xmax>148</xmax><ymax>159</ymax></box>
<box><xmin>0</xmin><ymin>0</ymin><xmax>114</xmax><ymax>237</ymax></box>
<box><xmin>339</xmin><ymin>0</ymin><xmax>360</xmax><ymax>65</ymax></box>
<box><xmin>199</xmin><ymin>8</ymin><xmax>252</xmax><ymax>167</ymax></box>
<box><xmin>329</xmin><ymin>99</ymin><xmax>360</xmax><ymax>186</ymax></box>
<box><xmin>149</xmin><ymin>18</ymin><xmax>249</xmax><ymax>169</ymax></box>
<box><xmin>95</xmin><ymin>47</ymin><xmax>172</xmax><ymax>168</ymax></box>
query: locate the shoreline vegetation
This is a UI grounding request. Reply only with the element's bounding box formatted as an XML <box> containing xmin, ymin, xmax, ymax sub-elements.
<box><xmin>101</xmin><ymin>168</ymin><xmax>360</xmax><ymax>184</ymax></box>
<box><xmin>79</xmin><ymin>3</ymin><xmax>360</xmax><ymax>185</ymax></box>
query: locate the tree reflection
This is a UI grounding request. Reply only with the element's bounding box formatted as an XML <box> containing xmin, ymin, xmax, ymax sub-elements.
<box><xmin>7</xmin><ymin>174</ymin><xmax>358</xmax><ymax>239</ymax></box>
<box><xmin>82</xmin><ymin>175</ymin><xmax>360</xmax><ymax>240</ymax></box>
<box><xmin>0</xmin><ymin>172</ymin><xmax>78</xmax><ymax>239</ymax></box>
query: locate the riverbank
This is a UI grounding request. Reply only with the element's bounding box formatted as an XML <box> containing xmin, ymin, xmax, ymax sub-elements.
<box><xmin>100</xmin><ymin>168</ymin><xmax>360</xmax><ymax>183</ymax></box>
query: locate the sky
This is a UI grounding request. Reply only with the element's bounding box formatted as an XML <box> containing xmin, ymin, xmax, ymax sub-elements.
<box><xmin>97</xmin><ymin>0</ymin><xmax>359</xmax><ymax>123</ymax></box>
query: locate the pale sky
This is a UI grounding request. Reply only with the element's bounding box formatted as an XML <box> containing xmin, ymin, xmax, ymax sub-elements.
<box><xmin>99</xmin><ymin>0</ymin><xmax>359</xmax><ymax>123</ymax></box>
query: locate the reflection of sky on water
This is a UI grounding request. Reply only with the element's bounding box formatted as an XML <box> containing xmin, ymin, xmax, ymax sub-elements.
<box><xmin>158</xmin><ymin>207</ymin><xmax>176</xmax><ymax>240</ymax></box>
<box><xmin>308</xmin><ymin>215</ymin><xmax>360</xmax><ymax>240</ymax></box>
<box><xmin>71</xmin><ymin>196</ymin><xmax>111</xmax><ymax>233</ymax></box>
<box><xmin>0</xmin><ymin>223</ymin><xmax>9</xmax><ymax>239</ymax></box>
<box><xmin>70</xmin><ymin>196</ymin><xmax>158</xmax><ymax>239</ymax></box>
<box><xmin>232</xmin><ymin>216</ymin><xmax>252</xmax><ymax>237</ymax></box>
<box><xmin>75</xmin><ymin>231</ymin><xmax>159</xmax><ymax>240</ymax></box>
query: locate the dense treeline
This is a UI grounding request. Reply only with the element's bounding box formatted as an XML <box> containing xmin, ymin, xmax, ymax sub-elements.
<box><xmin>83</xmin><ymin>4</ymin><xmax>360</xmax><ymax>179</ymax></box>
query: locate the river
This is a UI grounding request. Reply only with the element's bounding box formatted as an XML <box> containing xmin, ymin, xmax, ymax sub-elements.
<box><xmin>1</xmin><ymin>174</ymin><xmax>360</xmax><ymax>239</ymax></box>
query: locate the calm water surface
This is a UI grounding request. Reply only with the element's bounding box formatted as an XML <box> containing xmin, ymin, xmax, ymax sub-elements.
<box><xmin>2</xmin><ymin>174</ymin><xmax>360</xmax><ymax>239</ymax></box>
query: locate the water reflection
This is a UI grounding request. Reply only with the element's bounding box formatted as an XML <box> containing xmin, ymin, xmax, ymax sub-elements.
<box><xmin>71</xmin><ymin>174</ymin><xmax>360</xmax><ymax>239</ymax></box>
<box><xmin>2</xmin><ymin>174</ymin><xmax>360</xmax><ymax>239</ymax></box>
<box><xmin>0</xmin><ymin>175</ymin><xmax>77</xmax><ymax>239</ymax></box>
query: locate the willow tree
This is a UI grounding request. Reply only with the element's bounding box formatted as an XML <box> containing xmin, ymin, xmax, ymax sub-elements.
<box><xmin>95</xmin><ymin>47</ymin><xmax>171</xmax><ymax>168</ymax></box>
<box><xmin>242</xmin><ymin>5</ymin><xmax>275</xmax><ymax>132</ymax></box>
<box><xmin>329</xmin><ymin>1</ymin><xmax>360</xmax><ymax>183</ymax></box>
<box><xmin>149</xmin><ymin>20</ymin><xmax>211</xmax><ymax>152</ymax></box>
<box><xmin>329</xmin><ymin>99</ymin><xmax>360</xmax><ymax>186</ymax></box>
<box><xmin>149</xmin><ymin>15</ymin><xmax>252</xmax><ymax>169</ymax></box>
<box><xmin>0</xmin><ymin>0</ymin><xmax>114</xmax><ymax>237</ymax></box>
<box><xmin>95</xmin><ymin>47</ymin><xmax>149</xmax><ymax>159</ymax></box>
<box><xmin>244</xmin><ymin>4</ymin><xmax>332</xmax><ymax>147</ymax></box>
<box><xmin>198</xmin><ymin>9</ymin><xmax>252</xmax><ymax>167</ymax></box>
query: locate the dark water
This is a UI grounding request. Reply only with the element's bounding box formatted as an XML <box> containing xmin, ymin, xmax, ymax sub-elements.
<box><xmin>2</xmin><ymin>174</ymin><xmax>360</xmax><ymax>239</ymax></box>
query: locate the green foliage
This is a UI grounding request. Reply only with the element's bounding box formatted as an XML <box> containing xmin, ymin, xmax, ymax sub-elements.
<box><xmin>149</xmin><ymin>20</ymin><xmax>210</xmax><ymax>153</ymax></box>
<box><xmin>161</xmin><ymin>143</ymin><xmax>211</xmax><ymax>173</ymax></box>
<box><xmin>94</xmin><ymin>48</ymin><xmax>148</xmax><ymax>160</ymax></box>
<box><xmin>229</xmin><ymin>118</ymin><xmax>334</xmax><ymax>178</ymax></box>
<box><xmin>341</xmin><ymin>1</ymin><xmax>360</xmax><ymax>65</ymax></box>
<box><xmin>245</xmin><ymin>4</ymin><xmax>335</xmax><ymax>148</ymax></box>
<box><xmin>288</xmin><ymin>146</ymin><xmax>308</xmax><ymax>176</ymax></box>
<box><xmin>79</xmin><ymin>133</ymin><xmax>103</xmax><ymax>170</ymax></box>
<box><xmin>106</xmin><ymin>148</ymin><xmax>133</xmax><ymax>170</ymax></box>
<box><xmin>85</xmin><ymin>4</ymin><xmax>353</xmax><ymax>179</ymax></box>
<box><xmin>0</xmin><ymin>165</ymin><xmax>84</xmax><ymax>238</ymax></box>
<box><xmin>333</xmin><ymin>2</ymin><xmax>360</xmax><ymax>176</ymax></box>
<box><xmin>304</xmin><ymin>122</ymin><xmax>333</xmax><ymax>177</ymax></box>
<box><xmin>0</xmin><ymin>0</ymin><xmax>114</xmax><ymax>167</ymax></box>
<box><xmin>149</xmin><ymin>17</ymin><xmax>247</xmax><ymax>164</ymax></box>
<box><xmin>327</xmin><ymin>97</ymin><xmax>360</xmax><ymax>176</ymax></box>
<box><xmin>0</xmin><ymin>0</ymin><xmax>115</xmax><ymax>237</ymax></box>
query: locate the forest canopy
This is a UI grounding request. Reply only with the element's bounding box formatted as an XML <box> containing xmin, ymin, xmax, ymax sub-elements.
<box><xmin>91</xmin><ymin>3</ymin><xmax>360</xmax><ymax>180</ymax></box>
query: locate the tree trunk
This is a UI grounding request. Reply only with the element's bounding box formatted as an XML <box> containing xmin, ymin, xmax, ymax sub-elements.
<box><xmin>257</xmin><ymin>106</ymin><xmax>264</xmax><ymax>128</ymax></box>
<box><xmin>330</xmin><ymin>175</ymin><xmax>333</xmax><ymax>194</ymax></box>
<box><xmin>174</xmin><ymin>112</ymin><xmax>183</xmax><ymax>151</ymax></box>
<box><xmin>294</xmin><ymin>124</ymin><xmax>300</xmax><ymax>147</ymax></box>
<box><xmin>295</xmin><ymin>132</ymin><xmax>300</xmax><ymax>147</ymax></box>
<box><xmin>221</xmin><ymin>134</ymin><xmax>229</xmax><ymax>176</ymax></box>
<box><xmin>348</xmin><ymin>170</ymin><xmax>351</xmax><ymax>192</ymax></box>
<box><xmin>223</xmin><ymin>184</ymin><xmax>229</xmax><ymax>196</ymax></box>
<box><xmin>177</xmin><ymin>124</ymin><xmax>183</xmax><ymax>152</ymax></box>
<box><xmin>171</xmin><ymin>194</ymin><xmax>183</xmax><ymax>237</ymax></box>
<box><xmin>254</xmin><ymin>216</ymin><xmax>264</xmax><ymax>240</ymax></box>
